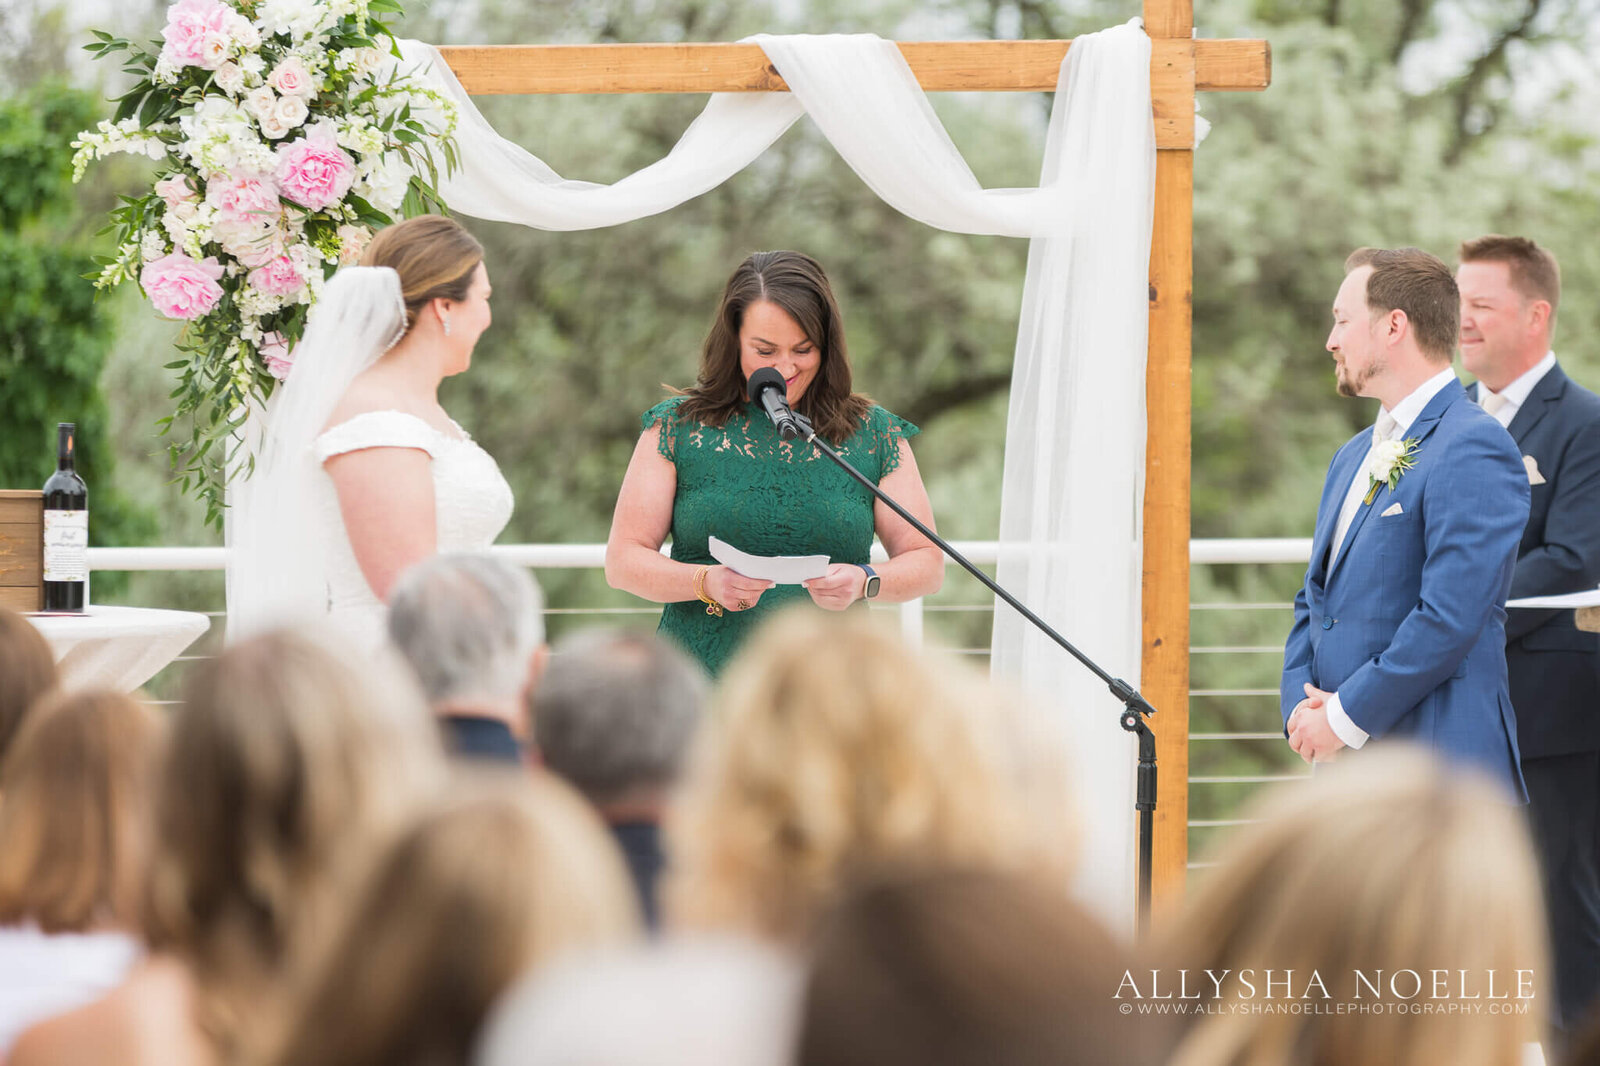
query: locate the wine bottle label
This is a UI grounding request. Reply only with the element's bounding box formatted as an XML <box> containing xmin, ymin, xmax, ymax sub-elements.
<box><xmin>43</xmin><ymin>509</ymin><xmax>89</xmax><ymax>582</ymax></box>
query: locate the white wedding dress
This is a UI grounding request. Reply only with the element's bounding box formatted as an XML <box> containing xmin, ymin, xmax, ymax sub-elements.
<box><xmin>310</xmin><ymin>410</ymin><xmax>514</xmax><ymax>649</ymax></box>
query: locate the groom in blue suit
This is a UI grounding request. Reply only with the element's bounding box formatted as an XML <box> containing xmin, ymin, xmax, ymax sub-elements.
<box><xmin>1281</xmin><ymin>247</ymin><xmax>1530</xmax><ymax>798</ymax></box>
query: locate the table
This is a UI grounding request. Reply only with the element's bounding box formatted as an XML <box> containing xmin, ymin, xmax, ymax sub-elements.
<box><xmin>26</xmin><ymin>605</ymin><xmax>213</xmax><ymax>693</ymax></box>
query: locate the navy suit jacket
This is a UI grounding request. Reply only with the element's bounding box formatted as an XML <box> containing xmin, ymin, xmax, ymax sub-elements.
<box><xmin>1281</xmin><ymin>378</ymin><xmax>1531</xmax><ymax>797</ymax></box>
<box><xmin>1470</xmin><ymin>364</ymin><xmax>1600</xmax><ymax>759</ymax></box>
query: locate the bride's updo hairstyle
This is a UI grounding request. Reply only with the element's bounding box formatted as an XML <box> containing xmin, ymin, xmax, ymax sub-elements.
<box><xmin>360</xmin><ymin>216</ymin><xmax>484</xmax><ymax>336</ymax></box>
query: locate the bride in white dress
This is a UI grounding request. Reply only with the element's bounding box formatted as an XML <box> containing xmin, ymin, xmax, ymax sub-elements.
<box><xmin>228</xmin><ymin>217</ymin><xmax>513</xmax><ymax>648</ymax></box>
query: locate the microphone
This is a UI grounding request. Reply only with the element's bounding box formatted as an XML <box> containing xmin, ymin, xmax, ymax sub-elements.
<box><xmin>747</xmin><ymin>367</ymin><xmax>808</xmax><ymax>440</ymax></box>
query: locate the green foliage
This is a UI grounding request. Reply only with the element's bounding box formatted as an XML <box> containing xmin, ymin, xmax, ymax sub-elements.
<box><xmin>0</xmin><ymin>82</ymin><xmax>157</xmax><ymax>577</ymax></box>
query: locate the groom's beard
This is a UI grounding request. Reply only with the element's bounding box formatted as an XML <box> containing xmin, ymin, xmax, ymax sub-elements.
<box><xmin>1335</xmin><ymin>353</ymin><xmax>1384</xmax><ymax>398</ymax></box>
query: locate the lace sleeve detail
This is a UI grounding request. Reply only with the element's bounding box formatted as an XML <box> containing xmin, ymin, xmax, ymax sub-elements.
<box><xmin>314</xmin><ymin>411</ymin><xmax>442</xmax><ymax>463</ymax></box>
<box><xmin>873</xmin><ymin>406</ymin><xmax>920</xmax><ymax>476</ymax></box>
<box><xmin>641</xmin><ymin>398</ymin><xmax>685</xmax><ymax>462</ymax></box>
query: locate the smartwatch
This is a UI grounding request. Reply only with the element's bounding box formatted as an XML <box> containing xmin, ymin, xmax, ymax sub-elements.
<box><xmin>859</xmin><ymin>564</ymin><xmax>881</xmax><ymax>600</ymax></box>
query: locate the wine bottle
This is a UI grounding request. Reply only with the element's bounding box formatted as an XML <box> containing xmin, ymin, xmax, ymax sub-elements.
<box><xmin>42</xmin><ymin>423</ymin><xmax>88</xmax><ymax>613</ymax></box>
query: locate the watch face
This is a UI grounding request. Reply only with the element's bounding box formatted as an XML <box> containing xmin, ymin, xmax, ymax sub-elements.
<box><xmin>865</xmin><ymin>573</ymin><xmax>881</xmax><ymax>599</ymax></box>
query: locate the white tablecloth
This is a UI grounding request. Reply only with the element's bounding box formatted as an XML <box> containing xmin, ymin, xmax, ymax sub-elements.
<box><xmin>26</xmin><ymin>605</ymin><xmax>212</xmax><ymax>693</ymax></box>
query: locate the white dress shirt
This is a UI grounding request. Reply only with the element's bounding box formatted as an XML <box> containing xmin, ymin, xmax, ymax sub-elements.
<box><xmin>1322</xmin><ymin>367</ymin><xmax>1459</xmax><ymax>751</ymax></box>
<box><xmin>1478</xmin><ymin>350</ymin><xmax>1555</xmax><ymax>427</ymax></box>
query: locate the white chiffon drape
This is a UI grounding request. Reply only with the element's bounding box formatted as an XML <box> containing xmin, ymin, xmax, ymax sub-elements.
<box><xmin>387</xmin><ymin>23</ymin><xmax>1156</xmax><ymax>925</ymax></box>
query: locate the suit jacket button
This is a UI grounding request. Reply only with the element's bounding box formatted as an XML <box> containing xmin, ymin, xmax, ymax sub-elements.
<box><xmin>1322</xmin><ymin>617</ymin><xmax>1334</xmax><ymax>630</ymax></box>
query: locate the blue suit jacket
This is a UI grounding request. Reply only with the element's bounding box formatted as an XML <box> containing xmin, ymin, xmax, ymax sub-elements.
<box><xmin>1470</xmin><ymin>365</ymin><xmax>1600</xmax><ymax>759</ymax></box>
<box><xmin>1280</xmin><ymin>378</ymin><xmax>1531</xmax><ymax>797</ymax></box>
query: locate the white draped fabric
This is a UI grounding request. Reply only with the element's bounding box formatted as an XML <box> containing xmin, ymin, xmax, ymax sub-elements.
<box><xmin>390</xmin><ymin>23</ymin><xmax>1156</xmax><ymax>924</ymax></box>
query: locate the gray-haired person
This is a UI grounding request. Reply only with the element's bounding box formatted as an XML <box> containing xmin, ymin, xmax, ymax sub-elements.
<box><xmin>531</xmin><ymin>630</ymin><xmax>706</xmax><ymax>929</ymax></box>
<box><xmin>388</xmin><ymin>552</ymin><xmax>546</xmax><ymax>764</ymax></box>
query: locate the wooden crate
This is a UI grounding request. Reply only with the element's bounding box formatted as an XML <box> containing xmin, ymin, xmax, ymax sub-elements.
<box><xmin>0</xmin><ymin>491</ymin><xmax>42</xmax><ymax>612</ymax></box>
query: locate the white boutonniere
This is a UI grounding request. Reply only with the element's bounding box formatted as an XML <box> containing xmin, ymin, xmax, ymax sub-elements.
<box><xmin>1364</xmin><ymin>437</ymin><xmax>1420</xmax><ymax>505</ymax></box>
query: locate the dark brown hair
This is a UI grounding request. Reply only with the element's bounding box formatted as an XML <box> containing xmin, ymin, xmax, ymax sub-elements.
<box><xmin>0</xmin><ymin>689</ymin><xmax>164</xmax><ymax>932</ymax></box>
<box><xmin>1344</xmin><ymin>247</ymin><xmax>1459</xmax><ymax>364</ymax></box>
<box><xmin>1459</xmin><ymin>235</ymin><xmax>1561</xmax><ymax>317</ymax></box>
<box><xmin>677</xmin><ymin>250</ymin><xmax>872</xmax><ymax>444</ymax></box>
<box><xmin>361</xmin><ymin>215</ymin><xmax>484</xmax><ymax>335</ymax></box>
<box><xmin>0</xmin><ymin>607</ymin><xmax>58</xmax><ymax>762</ymax></box>
<box><xmin>798</xmin><ymin>866</ymin><xmax>1162</xmax><ymax>1066</ymax></box>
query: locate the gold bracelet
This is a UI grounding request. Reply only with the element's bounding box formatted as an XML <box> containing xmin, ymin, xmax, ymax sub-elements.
<box><xmin>693</xmin><ymin>565</ymin><xmax>724</xmax><ymax>617</ymax></box>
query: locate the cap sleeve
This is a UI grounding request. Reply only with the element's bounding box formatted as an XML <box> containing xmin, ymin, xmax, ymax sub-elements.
<box><xmin>314</xmin><ymin>411</ymin><xmax>442</xmax><ymax>463</ymax></box>
<box><xmin>873</xmin><ymin>406</ymin><xmax>920</xmax><ymax>476</ymax></box>
<box><xmin>641</xmin><ymin>397</ymin><xmax>686</xmax><ymax>462</ymax></box>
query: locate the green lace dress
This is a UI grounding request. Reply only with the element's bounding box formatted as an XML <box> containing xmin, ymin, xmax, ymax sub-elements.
<box><xmin>643</xmin><ymin>396</ymin><xmax>920</xmax><ymax>676</ymax></box>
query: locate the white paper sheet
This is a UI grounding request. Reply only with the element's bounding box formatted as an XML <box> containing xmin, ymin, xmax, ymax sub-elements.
<box><xmin>1506</xmin><ymin>587</ymin><xmax>1600</xmax><ymax>609</ymax></box>
<box><xmin>708</xmin><ymin>535</ymin><xmax>830</xmax><ymax>584</ymax></box>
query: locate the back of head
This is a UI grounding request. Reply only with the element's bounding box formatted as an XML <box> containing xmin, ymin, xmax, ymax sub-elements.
<box><xmin>0</xmin><ymin>607</ymin><xmax>59</xmax><ymax>764</ymax></box>
<box><xmin>667</xmin><ymin>610</ymin><xmax>1074</xmax><ymax>943</ymax></box>
<box><xmin>799</xmin><ymin>867</ymin><xmax>1161</xmax><ymax>1066</ymax></box>
<box><xmin>268</xmin><ymin>772</ymin><xmax>637</xmax><ymax>1066</ymax></box>
<box><xmin>1345</xmin><ymin>246</ymin><xmax>1459</xmax><ymax>363</ymax></box>
<box><xmin>360</xmin><ymin>215</ymin><xmax>483</xmax><ymax>336</ymax></box>
<box><xmin>532</xmin><ymin>629</ymin><xmax>706</xmax><ymax>808</ymax></box>
<box><xmin>387</xmin><ymin>553</ymin><xmax>545</xmax><ymax>706</ymax></box>
<box><xmin>145</xmin><ymin>629</ymin><xmax>441</xmax><ymax>1033</ymax></box>
<box><xmin>1162</xmin><ymin>746</ymin><xmax>1546</xmax><ymax>1066</ymax></box>
<box><xmin>0</xmin><ymin>690</ymin><xmax>164</xmax><ymax>932</ymax></box>
<box><xmin>1459</xmin><ymin>233</ymin><xmax>1561</xmax><ymax>325</ymax></box>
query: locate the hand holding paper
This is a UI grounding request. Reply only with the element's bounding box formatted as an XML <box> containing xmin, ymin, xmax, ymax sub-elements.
<box><xmin>709</xmin><ymin>535</ymin><xmax>830</xmax><ymax>584</ymax></box>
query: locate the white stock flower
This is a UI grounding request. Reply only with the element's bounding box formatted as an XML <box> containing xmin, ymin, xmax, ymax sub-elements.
<box><xmin>259</xmin><ymin>0</ymin><xmax>327</xmax><ymax>41</ymax></box>
<box><xmin>354</xmin><ymin>155</ymin><xmax>411</xmax><ymax>214</ymax></box>
<box><xmin>334</xmin><ymin>117</ymin><xmax>383</xmax><ymax>155</ymax></box>
<box><xmin>140</xmin><ymin>230</ymin><xmax>169</xmax><ymax>261</ymax></box>
<box><xmin>240</xmin><ymin>52</ymin><xmax>266</xmax><ymax>77</ymax></box>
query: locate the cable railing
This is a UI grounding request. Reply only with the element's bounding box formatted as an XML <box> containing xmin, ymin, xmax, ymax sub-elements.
<box><xmin>90</xmin><ymin>537</ymin><xmax>1315</xmax><ymax>870</ymax></box>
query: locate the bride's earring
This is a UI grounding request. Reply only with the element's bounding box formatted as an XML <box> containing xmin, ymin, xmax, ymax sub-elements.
<box><xmin>441</xmin><ymin>315</ymin><xmax>452</xmax><ymax>336</ymax></box>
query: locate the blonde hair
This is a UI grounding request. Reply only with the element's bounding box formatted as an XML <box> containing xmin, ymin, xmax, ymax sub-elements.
<box><xmin>666</xmin><ymin>609</ymin><xmax>1077</xmax><ymax>944</ymax></box>
<box><xmin>0</xmin><ymin>689</ymin><xmax>164</xmax><ymax>932</ymax></box>
<box><xmin>269</xmin><ymin>771</ymin><xmax>638</xmax><ymax>1066</ymax></box>
<box><xmin>0</xmin><ymin>607</ymin><xmax>59</xmax><ymax>763</ymax></box>
<box><xmin>1161</xmin><ymin>746</ymin><xmax>1547</xmax><ymax>1066</ymax></box>
<box><xmin>144</xmin><ymin>629</ymin><xmax>442</xmax><ymax>1062</ymax></box>
<box><xmin>360</xmin><ymin>215</ymin><xmax>484</xmax><ymax>335</ymax></box>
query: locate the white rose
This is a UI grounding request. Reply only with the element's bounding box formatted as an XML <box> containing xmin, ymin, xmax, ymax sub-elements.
<box><xmin>257</xmin><ymin>108</ymin><xmax>292</xmax><ymax>140</ymax></box>
<box><xmin>273</xmin><ymin>94</ymin><xmax>309</xmax><ymax>131</ymax></box>
<box><xmin>224</xmin><ymin>12</ymin><xmax>261</xmax><ymax>50</ymax></box>
<box><xmin>214</xmin><ymin>62</ymin><xmax>245</xmax><ymax>95</ymax></box>
<box><xmin>200</xmin><ymin>33</ymin><xmax>231</xmax><ymax>70</ymax></box>
<box><xmin>269</xmin><ymin>56</ymin><xmax>316</xmax><ymax>100</ymax></box>
<box><xmin>246</xmin><ymin>86</ymin><xmax>277</xmax><ymax>121</ymax></box>
<box><xmin>349</xmin><ymin>47</ymin><xmax>385</xmax><ymax>78</ymax></box>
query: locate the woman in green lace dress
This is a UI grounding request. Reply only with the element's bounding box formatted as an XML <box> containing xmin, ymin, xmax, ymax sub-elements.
<box><xmin>605</xmin><ymin>250</ymin><xmax>944</xmax><ymax>676</ymax></box>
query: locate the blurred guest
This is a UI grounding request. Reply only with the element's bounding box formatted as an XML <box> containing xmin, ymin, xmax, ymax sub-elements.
<box><xmin>268</xmin><ymin>773</ymin><xmax>636</xmax><ymax>1066</ymax></box>
<box><xmin>798</xmin><ymin>867</ymin><xmax>1161</xmax><ymax>1066</ymax></box>
<box><xmin>0</xmin><ymin>691</ymin><xmax>163</xmax><ymax>1052</ymax></box>
<box><xmin>0</xmin><ymin>608</ymin><xmax>58</xmax><ymax>765</ymax></box>
<box><xmin>532</xmin><ymin>629</ymin><xmax>706</xmax><ymax>928</ymax></box>
<box><xmin>478</xmin><ymin>936</ymin><xmax>801</xmax><ymax>1066</ymax></box>
<box><xmin>9</xmin><ymin>629</ymin><xmax>441</xmax><ymax>1066</ymax></box>
<box><xmin>388</xmin><ymin>552</ymin><xmax>546</xmax><ymax>763</ymax></box>
<box><xmin>1160</xmin><ymin>746</ymin><xmax>1547</xmax><ymax>1066</ymax></box>
<box><xmin>665</xmin><ymin>609</ymin><xmax>1076</xmax><ymax>945</ymax></box>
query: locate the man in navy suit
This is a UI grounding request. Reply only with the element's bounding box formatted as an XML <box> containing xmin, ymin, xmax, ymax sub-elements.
<box><xmin>1281</xmin><ymin>247</ymin><xmax>1529</xmax><ymax>799</ymax></box>
<box><xmin>1459</xmin><ymin>235</ymin><xmax>1600</xmax><ymax>1034</ymax></box>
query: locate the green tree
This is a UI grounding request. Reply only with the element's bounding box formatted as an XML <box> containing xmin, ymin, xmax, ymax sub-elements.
<box><xmin>0</xmin><ymin>83</ymin><xmax>156</xmax><ymax>579</ymax></box>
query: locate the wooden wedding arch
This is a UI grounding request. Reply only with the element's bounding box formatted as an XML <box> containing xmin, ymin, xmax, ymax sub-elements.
<box><xmin>435</xmin><ymin>0</ymin><xmax>1272</xmax><ymax>913</ymax></box>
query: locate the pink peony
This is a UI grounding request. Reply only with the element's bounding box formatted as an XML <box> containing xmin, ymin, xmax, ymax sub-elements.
<box><xmin>160</xmin><ymin>0</ymin><xmax>232</xmax><ymax>71</ymax></box>
<box><xmin>259</xmin><ymin>332</ymin><xmax>294</xmax><ymax>380</ymax></box>
<box><xmin>273</xmin><ymin>133</ymin><xmax>355</xmax><ymax>211</ymax></box>
<box><xmin>141</xmin><ymin>252</ymin><xmax>225</xmax><ymax>320</ymax></box>
<box><xmin>205</xmin><ymin>170</ymin><xmax>282</xmax><ymax>225</ymax></box>
<box><xmin>154</xmin><ymin>174</ymin><xmax>198</xmax><ymax>209</ymax></box>
<box><xmin>247</xmin><ymin>254</ymin><xmax>306</xmax><ymax>298</ymax></box>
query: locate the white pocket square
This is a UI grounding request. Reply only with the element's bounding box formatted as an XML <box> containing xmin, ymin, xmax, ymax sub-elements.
<box><xmin>1381</xmin><ymin>502</ymin><xmax>1404</xmax><ymax>517</ymax></box>
<box><xmin>1524</xmin><ymin>455</ymin><xmax>1547</xmax><ymax>485</ymax></box>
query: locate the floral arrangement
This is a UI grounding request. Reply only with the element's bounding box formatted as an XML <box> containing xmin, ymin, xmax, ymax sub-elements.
<box><xmin>72</xmin><ymin>0</ymin><xmax>458</xmax><ymax>522</ymax></box>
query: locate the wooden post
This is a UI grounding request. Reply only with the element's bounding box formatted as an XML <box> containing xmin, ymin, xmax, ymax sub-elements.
<box><xmin>1143</xmin><ymin>0</ymin><xmax>1195</xmax><ymax>915</ymax></box>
